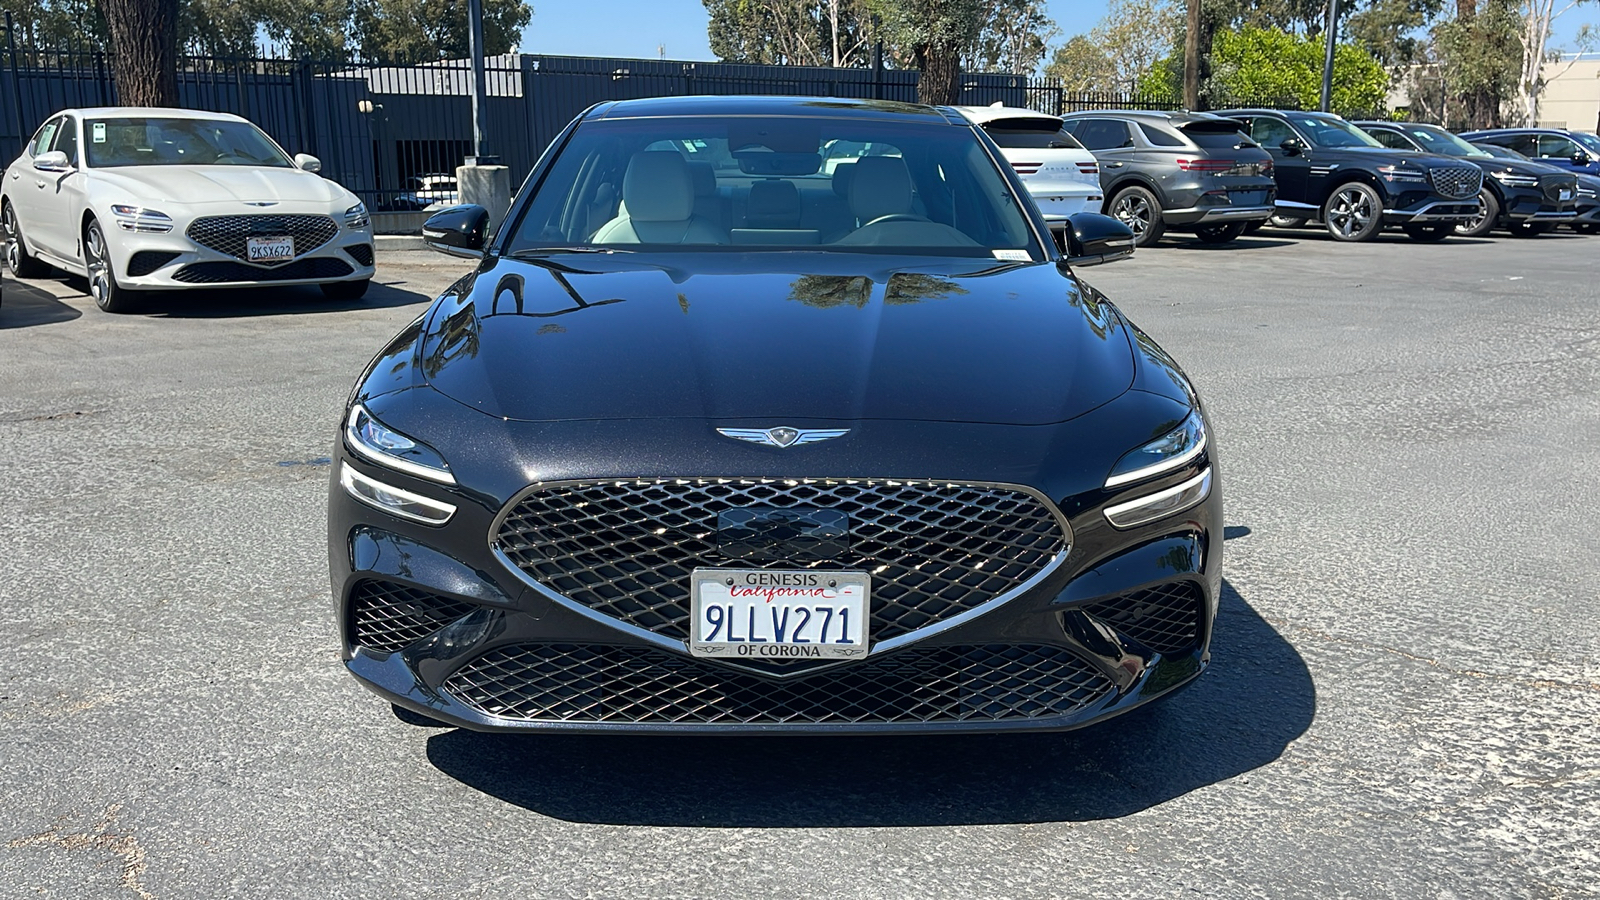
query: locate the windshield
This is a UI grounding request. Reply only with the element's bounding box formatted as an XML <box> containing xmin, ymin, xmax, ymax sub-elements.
<box><xmin>1477</xmin><ymin>143</ymin><xmax>1528</xmax><ymax>160</ymax></box>
<box><xmin>84</xmin><ymin>117</ymin><xmax>292</xmax><ymax>168</ymax></box>
<box><xmin>1407</xmin><ymin>126</ymin><xmax>1491</xmax><ymax>157</ymax></box>
<box><xmin>1292</xmin><ymin>116</ymin><xmax>1384</xmax><ymax>148</ymax></box>
<box><xmin>507</xmin><ymin>115</ymin><xmax>1041</xmax><ymax>258</ymax></box>
<box><xmin>1570</xmin><ymin>131</ymin><xmax>1600</xmax><ymax>154</ymax></box>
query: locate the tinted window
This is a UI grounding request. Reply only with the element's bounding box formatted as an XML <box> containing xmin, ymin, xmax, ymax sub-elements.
<box><xmin>1185</xmin><ymin>129</ymin><xmax>1253</xmax><ymax>149</ymax></box>
<box><xmin>1369</xmin><ymin>129</ymin><xmax>1414</xmax><ymax>150</ymax></box>
<box><xmin>983</xmin><ymin>122</ymin><xmax>1084</xmax><ymax>150</ymax></box>
<box><xmin>1248</xmin><ymin>117</ymin><xmax>1295</xmax><ymax>148</ymax></box>
<box><xmin>1496</xmin><ymin>134</ymin><xmax>1538</xmax><ymax>156</ymax></box>
<box><xmin>1075</xmin><ymin>119</ymin><xmax>1135</xmax><ymax>151</ymax></box>
<box><xmin>52</xmin><ymin>117</ymin><xmax>79</xmax><ymax>165</ymax></box>
<box><xmin>1137</xmin><ymin>123</ymin><xmax>1184</xmax><ymax>147</ymax></box>
<box><xmin>1289</xmin><ymin>116</ymin><xmax>1384</xmax><ymax>148</ymax></box>
<box><xmin>1537</xmin><ymin>134</ymin><xmax>1580</xmax><ymax>158</ymax></box>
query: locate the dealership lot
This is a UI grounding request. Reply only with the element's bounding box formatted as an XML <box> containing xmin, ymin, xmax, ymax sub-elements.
<box><xmin>1</xmin><ymin>233</ymin><xmax>1596</xmax><ymax>898</ymax></box>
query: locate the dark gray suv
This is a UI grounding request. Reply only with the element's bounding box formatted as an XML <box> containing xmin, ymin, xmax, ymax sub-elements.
<box><xmin>1059</xmin><ymin>110</ymin><xmax>1277</xmax><ymax>246</ymax></box>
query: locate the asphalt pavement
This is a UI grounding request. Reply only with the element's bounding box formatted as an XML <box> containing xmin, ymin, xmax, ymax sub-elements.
<box><xmin>1</xmin><ymin>231</ymin><xmax>1596</xmax><ymax>899</ymax></box>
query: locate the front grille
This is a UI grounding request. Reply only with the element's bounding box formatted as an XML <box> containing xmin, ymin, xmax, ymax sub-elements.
<box><xmin>1542</xmin><ymin>175</ymin><xmax>1578</xmax><ymax>205</ymax></box>
<box><xmin>126</xmin><ymin>250</ymin><xmax>179</xmax><ymax>277</ymax></box>
<box><xmin>345</xmin><ymin>243</ymin><xmax>374</xmax><ymax>267</ymax></box>
<box><xmin>348</xmin><ymin>579</ymin><xmax>477</xmax><ymax>654</ymax></box>
<box><xmin>186</xmin><ymin>214</ymin><xmax>339</xmax><ymax>263</ymax></box>
<box><xmin>1428</xmin><ymin>166</ymin><xmax>1483</xmax><ymax>199</ymax></box>
<box><xmin>443</xmin><ymin>643</ymin><xmax>1114</xmax><ymax>725</ymax></box>
<box><xmin>493</xmin><ymin>478</ymin><xmax>1068</xmax><ymax>645</ymax></box>
<box><xmin>1080</xmin><ymin>582</ymin><xmax>1204</xmax><ymax>655</ymax></box>
<box><xmin>172</xmin><ymin>258</ymin><xmax>353</xmax><ymax>284</ymax></box>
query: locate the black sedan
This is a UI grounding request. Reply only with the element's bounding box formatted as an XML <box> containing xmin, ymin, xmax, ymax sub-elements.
<box><xmin>330</xmin><ymin>96</ymin><xmax>1221</xmax><ymax>734</ymax></box>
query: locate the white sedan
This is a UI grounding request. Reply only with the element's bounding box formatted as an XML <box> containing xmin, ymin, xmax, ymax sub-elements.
<box><xmin>2</xmin><ymin>107</ymin><xmax>375</xmax><ymax>313</ymax></box>
<box><xmin>955</xmin><ymin>104</ymin><xmax>1103</xmax><ymax>217</ymax></box>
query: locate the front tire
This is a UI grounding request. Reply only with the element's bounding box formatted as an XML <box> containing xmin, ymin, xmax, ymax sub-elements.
<box><xmin>1108</xmin><ymin>185</ymin><xmax>1166</xmax><ymax>247</ymax></box>
<box><xmin>1455</xmin><ymin>188</ymin><xmax>1499</xmax><ymax>237</ymax></box>
<box><xmin>1267</xmin><ymin>213</ymin><xmax>1307</xmax><ymax>229</ymax></box>
<box><xmin>321</xmin><ymin>279</ymin><xmax>370</xmax><ymax>301</ymax></box>
<box><xmin>3</xmin><ymin>201</ymin><xmax>52</xmax><ymax>278</ymax></box>
<box><xmin>1194</xmin><ymin>222</ymin><xmax>1248</xmax><ymax>244</ymax></box>
<box><xmin>1322</xmin><ymin>182</ymin><xmax>1384</xmax><ymax>242</ymax></box>
<box><xmin>1404</xmin><ymin>223</ymin><xmax>1454</xmax><ymax>242</ymax></box>
<box><xmin>84</xmin><ymin>219</ymin><xmax>137</xmax><ymax>313</ymax></box>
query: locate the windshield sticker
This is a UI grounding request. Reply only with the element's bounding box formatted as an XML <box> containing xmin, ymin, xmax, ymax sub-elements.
<box><xmin>92</xmin><ymin>122</ymin><xmax>106</xmax><ymax>143</ymax></box>
<box><xmin>993</xmin><ymin>249</ymin><xmax>1030</xmax><ymax>261</ymax></box>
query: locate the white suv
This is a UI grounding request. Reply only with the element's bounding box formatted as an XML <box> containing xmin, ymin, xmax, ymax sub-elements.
<box><xmin>955</xmin><ymin>105</ymin><xmax>1102</xmax><ymax>217</ymax></box>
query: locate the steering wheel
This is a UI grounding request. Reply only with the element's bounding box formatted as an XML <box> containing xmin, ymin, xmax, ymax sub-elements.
<box><xmin>862</xmin><ymin>213</ymin><xmax>927</xmax><ymax>228</ymax></box>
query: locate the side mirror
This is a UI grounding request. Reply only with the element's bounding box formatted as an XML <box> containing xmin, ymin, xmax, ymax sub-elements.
<box><xmin>32</xmin><ymin>150</ymin><xmax>70</xmax><ymax>172</ymax></box>
<box><xmin>294</xmin><ymin>153</ymin><xmax>321</xmax><ymax>173</ymax></box>
<box><xmin>422</xmin><ymin>204</ymin><xmax>490</xmax><ymax>259</ymax></box>
<box><xmin>1279</xmin><ymin>138</ymin><xmax>1304</xmax><ymax>157</ymax></box>
<box><xmin>1050</xmin><ymin>213</ymin><xmax>1135</xmax><ymax>267</ymax></box>
<box><xmin>1573</xmin><ymin>152</ymin><xmax>1591</xmax><ymax>166</ymax></box>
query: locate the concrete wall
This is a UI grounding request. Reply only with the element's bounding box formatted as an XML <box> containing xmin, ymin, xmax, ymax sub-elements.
<box><xmin>1537</xmin><ymin>54</ymin><xmax>1600</xmax><ymax>130</ymax></box>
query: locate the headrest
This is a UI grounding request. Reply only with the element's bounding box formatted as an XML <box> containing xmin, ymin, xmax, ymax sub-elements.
<box><xmin>848</xmin><ymin>156</ymin><xmax>913</xmax><ymax>221</ymax></box>
<box><xmin>687</xmin><ymin>161</ymin><xmax>716</xmax><ymax>198</ymax></box>
<box><xmin>746</xmin><ymin>180</ymin><xmax>802</xmax><ymax>229</ymax></box>
<box><xmin>831</xmin><ymin>162</ymin><xmax>856</xmax><ymax>199</ymax></box>
<box><xmin>623</xmin><ymin>151</ymin><xmax>693</xmax><ymax>222</ymax></box>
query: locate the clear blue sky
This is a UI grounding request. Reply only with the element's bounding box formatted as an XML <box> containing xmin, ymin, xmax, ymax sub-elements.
<box><xmin>516</xmin><ymin>0</ymin><xmax>1593</xmax><ymax>62</ymax></box>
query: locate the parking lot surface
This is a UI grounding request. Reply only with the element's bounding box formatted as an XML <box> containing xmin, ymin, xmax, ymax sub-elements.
<box><xmin>2</xmin><ymin>233</ymin><xmax>1596</xmax><ymax>899</ymax></box>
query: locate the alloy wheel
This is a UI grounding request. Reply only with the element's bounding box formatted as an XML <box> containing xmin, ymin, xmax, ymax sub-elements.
<box><xmin>1111</xmin><ymin>194</ymin><xmax>1152</xmax><ymax>236</ymax></box>
<box><xmin>1326</xmin><ymin>186</ymin><xmax>1375</xmax><ymax>239</ymax></box>
<box><xmin>3</xmin><ymin>205</ymin><xmax>19</xmax><ymax>272</ymax></box>
<box><xmin>85</xmin><ymin>222</ymin><xmax>112</xmax><ymax>306</ymax></box>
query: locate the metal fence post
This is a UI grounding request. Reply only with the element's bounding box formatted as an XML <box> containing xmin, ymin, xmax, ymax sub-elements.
<box><xmin>5</xmin><ymin>12</ymin><xmax>26</xmax><ymax>154</ymax></box>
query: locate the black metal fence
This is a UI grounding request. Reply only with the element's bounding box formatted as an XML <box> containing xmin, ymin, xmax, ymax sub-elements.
<box><xmin>1</xmin><ymin>23</ymin><xmax>1301</xmax><ymax>214</ymax></box>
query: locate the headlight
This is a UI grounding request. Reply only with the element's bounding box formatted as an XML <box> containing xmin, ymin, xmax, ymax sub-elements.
<box><xmin>110</xmin><ymin>204</ymin><xmax>173</xmax><ymax>233</ymax></box>
<box><xmin>1105</xmin><ymin>410</ymin><xmax>1206</xmax><ymax>488</ymax></box>
<box><xmin>1104</xmin><ymin>469</ymin><xmax>1212</xmax><ymax>529</ymax></box>
<box><xmin>340</xmin><ymin>464</ymin><xmax>455</xmax><ymax>525</ymax></box>
<box><xmin>1490</xmin><ymin>170</ymin><xmax>1540</xmax><ymax>188</ymax></box>
<box><xmin>344</xmin><ymin>405</ymin><xmax>454</xmax><ymax>484</ymax></box>
<box><xmin>344</xmin><ymin>202</ymin><xmax>370</xmax><ymax>229</ymax></box>
<box><xmin>1377</xmin><ymin>165</ymin><xmax>1427</xmax><ymax>184</ymax></box>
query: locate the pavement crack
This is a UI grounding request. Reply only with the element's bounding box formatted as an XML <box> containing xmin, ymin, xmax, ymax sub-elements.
<box><xmin>7</xmin><ymin>803</ymin><xmax>154</xmax><ymax>900</ymax></box>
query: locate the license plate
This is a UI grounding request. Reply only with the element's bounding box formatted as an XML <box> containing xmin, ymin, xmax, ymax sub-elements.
<box><xmin>246</xmin><ymin>236</ymin><xmax>294</xmax><ymax>262</ymax></box>
<box><xmin>690</xmin><ymin>568</ymin><xmax>869</xmax><ymax>660</ymax></box>
<box><xmin>1230</xmin><ymin>190</ymin><xmax>1267</xmax><ymax>206</ymax></box>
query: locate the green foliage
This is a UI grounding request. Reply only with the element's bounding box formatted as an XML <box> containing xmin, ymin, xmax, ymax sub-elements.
<box><xmin>1345</xmin><ymin>0</ymin><xmax>1442</xmax><ymax>67</ymax></box>
<box><xmin>1043</xmin><ymin>0</ymin><xmax>1179</xmax><ymax>93</ymax></box>
<box><xmin>703</xmin><ymin>0</ymin><xmax>876</xmax><ymax>67</ymax></box>
<box><xmin>1140</xmin><ymin>25</ymin><xmax>1389</xmax><ymax>112</ymax></box>
<box><xmin>352</xmin><ymin>0</ymin><xmax>531</xmax><ymax>61</ymax></box>
<box><xmin>1432</xmin><ymin>0</ymin><xmax>1521</xmax><ymax>103</ymax></box>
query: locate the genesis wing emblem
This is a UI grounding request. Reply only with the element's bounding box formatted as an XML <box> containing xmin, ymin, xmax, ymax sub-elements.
<box><xmin>716</xmin><ymin>427</ymin><xmax>850</xmax><ymax>448</ymax></box>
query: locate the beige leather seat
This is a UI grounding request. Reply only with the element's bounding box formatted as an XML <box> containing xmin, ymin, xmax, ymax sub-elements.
<box><xmin>592</xmin><ymin>152</ymin><xmax>728</xmax><ymax>244</ymax></box>
<box><xmin>834</xmin><ymin>156</ymin><xmax>976</xmax><ymax>246</ymax></box>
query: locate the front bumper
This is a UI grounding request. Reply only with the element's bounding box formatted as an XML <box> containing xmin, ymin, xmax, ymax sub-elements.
<box><xmin>1165</xmin><ymin>205</ymin><xmax>1275</xmax><ymax>225</ymax></box>
<box><xmin>330</xmin><ymin>430</ymin><xmax>1223</xmax><ymax>735</ymax></box>
<box><xmin>1383</xmin><ymin>199</ymin><xmax>1480</xmax><ymax>223</ymax></box>
<box><xmin>106</xmin><ymin>217</ymin><xmax>375</xmax><ymax>289</ymax></box>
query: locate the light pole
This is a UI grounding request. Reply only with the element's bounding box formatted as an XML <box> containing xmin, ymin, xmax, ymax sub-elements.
<box><xmin>466</xmin><ymin>0</ymin><xmax>497</xmax><ymax>165</ymax></box>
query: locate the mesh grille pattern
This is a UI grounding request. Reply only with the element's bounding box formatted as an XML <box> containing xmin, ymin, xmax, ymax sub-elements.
<box><xmin>494</xmin><ymin>478</ymin><xmax>1068</xmax><ymax>644</ymax></box>
<box><xmin>126</xmin><ymin>250</ymin><xmax>179</xmax><ymax>276</ymax></box>
<box><xmin>348</xmin><ymin>580</ymin><xmax>476</xmax><ymax>654</ymax></box>
<box><xmin>443</xmin><ymin>643</ymin><xmax>1114</xmax><ymax>725</ymax></box>
<box><xmin>186</xmin><ymin>214</ymin><xmax>339</xmax><ymax>262</ymax></box>
<box><xmin>345</xmin><ymin>243</ymin><xmax>375</xmax><ymax>267</ymax></box>
<box><xmin>1542</xmin><ymin>175</ymin><xmax>1578</xmax><ymax>205</ymax></box>
<box><xmin>173</xmin><ymin>258</ymin><xmax>353</xmax><ymax>284</ymax></box>
<box><xmin>1080</xmin><ymin>582</ymin><xmax>1204</xmax><ymax>655</ymax></box>
<box><xmin>1429</xmin><ymin>166</ymin><xmax>1483</xmax><ymax>200</ymax></box>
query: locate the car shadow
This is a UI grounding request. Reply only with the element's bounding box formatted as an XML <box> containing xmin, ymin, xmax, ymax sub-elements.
<box><xmin>0</xmin><ymin>277</ymin><xmax>83</xmax><ymax>329</ymax></box>
<box><xmin>139</xmin><ymin>276</ymin><xmax>435</xmax><ymax>318</ymax></box>
<box><xmin>1162</xmin><ymin>237</ymin><xmax>1298</xmax><ymax>250</ymax></box>
<box><xmin>424</xmin><ymin>576</ymin><xmax>1314</xmax><ymax>826</ymax></box>
<box><xmin>1255</xmin><ymin>226</ymin><xmax>1496</xmax><ymax>245</ymax></box>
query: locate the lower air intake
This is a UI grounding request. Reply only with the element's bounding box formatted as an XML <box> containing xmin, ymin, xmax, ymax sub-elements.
<box><xmin>348</xmin><ymin>580</ymin><xmax>476</xmax><ymax>654</ymax></box>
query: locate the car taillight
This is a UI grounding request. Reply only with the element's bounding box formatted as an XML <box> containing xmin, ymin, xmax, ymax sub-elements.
<box><xmin>1076</xmin><ymin>162</ymin><xmax>1099</xmax><ymax>175</ymax></box>
<box><xmin>1175</xmin><ymin>158</ymin><xmax>1241</xmax><ymax>174</ymax></box>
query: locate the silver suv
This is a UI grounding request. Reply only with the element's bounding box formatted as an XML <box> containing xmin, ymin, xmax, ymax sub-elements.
<box><xmin>1060</xmin><ymin>110</ymin><xmax>1278</xmax><ymax>246</ymax></box>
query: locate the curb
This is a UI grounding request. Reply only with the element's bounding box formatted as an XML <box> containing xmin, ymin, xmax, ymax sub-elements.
<box><xmin>374</xmin><ymin>234</ymin><xmax>428</xmax><ymax>252</ymax></box>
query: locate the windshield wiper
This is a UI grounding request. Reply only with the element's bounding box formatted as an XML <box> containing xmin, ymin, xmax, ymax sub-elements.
<box><xmin>508</xmin><ymin>246</ymin><xmax>634</xmax><ymax>257</ymax></box>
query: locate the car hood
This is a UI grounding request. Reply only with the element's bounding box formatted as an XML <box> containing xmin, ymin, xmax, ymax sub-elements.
<box><xmin>1471</xmin><ymin>156</ymin><xmax>1577</xmax><ymax>179</ymax></box>
<box><xmin>1334</xmin><ymin>147</ymin><xmax>1468</xmax><ymax>169</ymax></box>
<box><xmin>418</xmin><ymin>253</ymin><xmax>1135</xmax><ymax>425</ymax></box>
<box><xmin>89</xmin><ymin>165</ymin><xmax>348</xmax><ymax>206</ymax></box>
